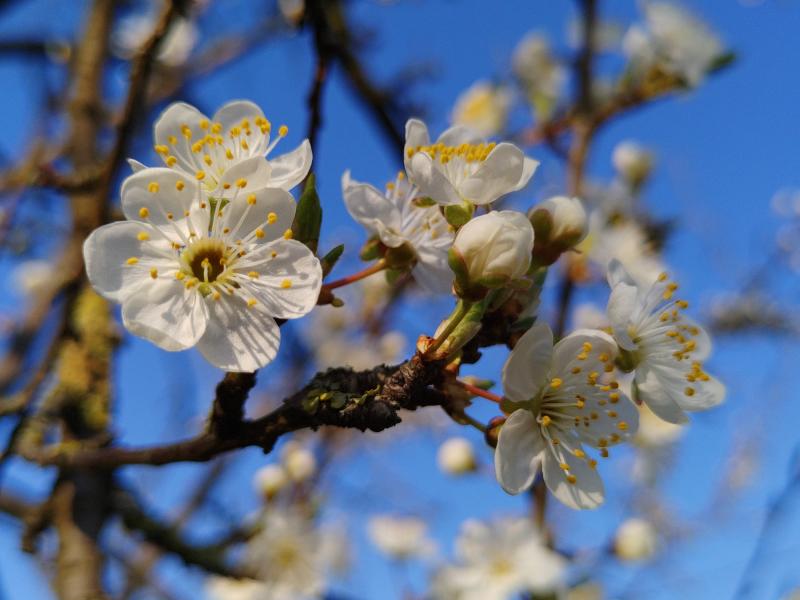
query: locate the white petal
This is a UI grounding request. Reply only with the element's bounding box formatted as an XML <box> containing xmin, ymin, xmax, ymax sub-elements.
<box><xmin>685</xmin><ymin>372</ymin><xmax>725</xmax><ymax>411</ymax></box>
<box><xmin>220</xmin><ymin>187</ymin><xmax>296</xmax><ymax>244</ymax></box>
<box><xmin>217</xmin><ymin>156</ymin><xmax>272</xmax><ymax>198</ymax></box>
<box><xmin>404</xmin><ymin>119</ymin><xmax>430</xmax><ymax>150</ymax></box>
<box><xmin>269</xmin><ymin>140</ymin><xmax>312</xmax><ymax>191</ymax></box>
<box><xmin>127</xmin><ymin>158</ymin><xmax>146</xmax><ymax>172</ymax></box>
<box><xmin>553</xmin><ymin>328</ymin><xmax>618</xmax><ymax>374</ymax></box>
<box><xmin>494</xmin><ymin>409</ymin><xmax>543</xmax><ymax>494</ymax></box>
<box><xmin>607</xmin><ymin>280</ymin><xmax>638</xmax><ymax>351</ymax></box>
<box><xmin>408</xmin><ymin>153</ymin><xmax>463</xmax><ymax>206</ymax></box>
<box><xmin>83</xmin><ymin>221</ymin><xmax>173</xmax><ymax>303</ymax></box>
<box><xmin>459</xmin><ymin>143</ymin><xmax>526</xmax><ymax>205</ymax></box>
<box><xmin>412</xmin><ymin>250</ymin><xmax>453</xmax><ymax>295</ymax></box>
<box><xmin>237</xmin><ymin>239</ymin><xmax>322</xmax><ymax>319</ymax></box>
<box><xmin>212</xmin><ymin>100</ymin><xmax>270</xmax><ymax>157</ymax></box>
<box><xmin>197</xmin><ymin>295</ymin><xmax>281</xmax><ymax>372</ymax></box>
<box><xmin>542</xmin><ymin>442</ymin><xmax>604</xmax><ymax>510</ymax></box>
<box><xmin>341</xmin><ymin>171</ymin><xmax>403</xmax><ymax>245</ymax></box>
<box><xmin>634</xmin><ymin>364</ymin><xmax>689</xmax><ymax>424</ymax></box>
<box><xmin>606</xmin><ymin>258</ymin><xmax>637</xmax><ymax>288</ymax></box>
<box><xmin>153</xmin><ymin>102</ymin><xmax>209</xmax><ymax>173</ymax></box>
<box><xmin>512</xmin><ymin>156</ymin><xmax>540</xmax><ymax>192</ymax></box>
<box><xmin>120</xmin><ymin>168</ymin><xmax>203</xmax><ymax>238</ymax></box>
<box><xmin>436</xmin><ymin>124</ymin><xmax>483</xmax><ymax>146</ymax></box>
<box><xmin>121</xmin><ymin>278</ymin><xmax>208</xmax><ymax>351</ymax></box>
<box><xmin>502</xmin><ymin>321</ymin><xmax>553</xmax><ymax>403</ymax></box>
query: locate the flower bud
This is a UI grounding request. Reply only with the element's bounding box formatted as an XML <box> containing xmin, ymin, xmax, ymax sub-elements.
<box><xmin>281</xmin><ymin>442</ymin><xmax>317</xmax><ymax>482</ymax></box>
<box><xmin>253</xmin><ymin>464</ymin><xmax>288</xmax><ymax>500</ymax></box>
<box><xmin>612</xmin><ymin>141</ymin><xmax>653</xmax><ymax>186</ymax></box>
<box><xmin>530</xmin><ymin>196</ymin><xmax>587</xmax><ymax>266</ymax></box>
<box><xmin>437</xmin><ymin>437</ymin><xmax>477</xmax><ymax>475</ymax></box>
<box><xmin>450</xmin><ymin>211</ymin><xmax>534</xmax><ymax>294</ymax></box>
<box><xmin>614</xmin><ymin>518</ymin><xmax>657</xmax><ymax>561</ymax></box>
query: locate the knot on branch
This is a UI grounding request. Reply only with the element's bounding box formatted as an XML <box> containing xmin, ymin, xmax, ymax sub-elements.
<box><xmin>209</xmin><ymin>372</ymin><xmax>257</xmax><ymax>439</ymax></box>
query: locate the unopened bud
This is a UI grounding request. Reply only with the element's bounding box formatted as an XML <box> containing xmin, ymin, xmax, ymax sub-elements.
<box><xmin>437</xmin><ymin>437</ymin><xmax>477</xmax><ymax>475</ymax></box>
<box><xmin>614</xmin><ymin>518</ymin><xmax>657</xmax><ymax>561</ymax></box>
<box><xmin>253</xmin><ymin>464</ymin><xmax>288</xmax><ymax>500</ymax></box>
<box><xmin>530</xmin><ymin>196</ymin><xmax>588</xmax><ymax>266</ymax></box>
<box><xmin>485</xmin><ymin>415</ymin><xmax>507</xmax><ymax>448</ymax></box>
<box><xmin>281</xmin><ymin>442</ymin><xmax>317</xmax><ymax>482</ymax></box>
<box><xmin>612</xmin><ymin>141</ymin><xmax>653</xmax><ymax>186</ymax></box>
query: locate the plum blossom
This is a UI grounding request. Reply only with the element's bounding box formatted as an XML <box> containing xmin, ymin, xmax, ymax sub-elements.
<box><xmin>404</xmin><ymin>119</ymin><xmax>537</xmax><ymax>207</ymax></box>
<box><xmin>450</xmin><ymin>81</ymin><xmax>511</xmax><ymax>137</ymax></box>
<box><xmin>606</xmin><ymin>259</ymin><xmax>725</xmax><ymax>424</ymax></box>
<box><xmin>342</xmin><ymin>171</ymin><xmax>454</xmax><ymax>294</ymax></box>
<box><xmin>512</xmin><ymin>32</ymin><xmax>566</xmax><ymax>119</ymax></box>
<box><xmin>431</xmin><ymin>517</ymin><xmax>566</xmax><ymax>600</ymax></box>
<box><xmin>368</xmin><ymin>515</ymin><xmax>436</xmax><ymax>561</ymax></box>
<box><xmin>623</xmin><ymin>2</ymin><xmax>724</xmax><ymax>86</ymax></box>
<box><xmin>149</xmin><ymin>100</ymin><xmax>312</xmax><ymax>195</ymax></box>
<box><xmin>437</xmin><ymin>437</ymin><xmax>477</xmax><ymax>475</ymax></box>
<box><xmin>495</xmin><ymin>322</ymin><xmax>639</xmax><ymax>509</ymax></box>
<box><xmin>83</xmin><ymin>167</ymin><xmax>321</xmax><ymax>372</ymax></box>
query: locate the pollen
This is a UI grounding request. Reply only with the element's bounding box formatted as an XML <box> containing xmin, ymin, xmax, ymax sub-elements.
<box><xmin>550</xmin><ymin>378</ymin><xmax>563</xmax><ymax>389</ymax></box>
<box><xmin>283</xmin><ymin>229</ymin><xmax>293</xmax><ymax>240</ymax></box>
<box><xmin>617</xmin><ymin>421</ymin><xmax>629</xmax><ymax>431</ymax></box>
<box><xmin>280</xmin><ymin>279</ymin><xmax>292</xmax><ymax>289</ymax></box>
<box><xmin>278</xmin><ymin>125</ymin><xmax>288</xmax><ymax>137</ymax></box>
<box><xmin>236</xmin><ymin>178</ymin><xmax>247</xmax><ymax>188</ymax></box>
<box><xmin>540</xmin><ymin>415</ymin><xmax>552</xmax><ymax>427</ymax></box>
<box><xmin>247</xmin><ymin>194</ymin><xmax>257</xmax><ymax>205</ymax></box>
<box><xmin>126</xmin><ymin>257</ymin><xmax>139</xmax><ymax>265</ymax></box>
<box><xmin>149</xmin><ymin>268</ymin><xmax>158</xmax><ymax>279</ymax></box>
<box><xmin>247</xmin><ymin>298</ymin><xmax>257</xmax><ymax>308</ymax></box>
<box><xmin>195</xmin><ymin>170</ymin><xmax>206</xmax><ymax>180</ymax></box>
<box><xmin>166</xmin><ymin>156</ymin><xmax>177</xmax><ymax>166</ymax></box>
<box><xmin>566</xmin><ymin>475</ymin><xmax>578</xmax><ymax>485</ymax></box>
<box><xmin>685</xmin><ymin>387</ymin><xmax>696</xmax><ymax>396</ymax></box>
<box><xmin>267</xmin><ymin>212</ymin><xmax>278</xmax><ymax>224</ymax></box>
<box><xmin>154</xmin><ymin>144</ymin><xmax>169</xmax><ymax>155</ymax></box>
<box><xmin>176</xmin><ymin>180</ymin><xmax>185</xmax><ymax>191</ymax></box>
<box><xmin>137</xmin><ymin>231</ymin><xmax>150</xmax><ymax>241</ymax></box>
<box><xmin>248</xmin><ymin>271</ymin><xmax>259</xmax><ymax>278</ymax></box>
<box><xmin>255</xmin><ymin>228</ymin><xmax>265</xmax><ymax>238</ymax></box>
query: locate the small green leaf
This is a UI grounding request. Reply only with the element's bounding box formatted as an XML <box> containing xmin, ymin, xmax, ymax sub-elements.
<box><xmin>320</xmin><ymin>244</ymin><xmax>344</xmax><ymax>277</ymax></box>
<box><xmin>292</xmin><ymin>173</ymin><xmax>323</xmax><ymax>253</ymax></box>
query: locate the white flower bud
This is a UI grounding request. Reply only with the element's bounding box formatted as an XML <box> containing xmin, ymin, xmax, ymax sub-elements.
<box><xmin>253</xmin><ymin>464</ymin><xmax>288</xmax><ymax>499</ymax></box>
<box><xmin>13</xmin><ymin>260</ymin><xmax>54</xmax><ymax>298</ymax></box>
<box><xmin>614</xmin><ymin>518</ymin><xmax>657</xmax><ymax>561</ymax></box>
<box><xmin>282</xmin><ymin>443</ymin><xmax>317</xmax><ymax>482</ymax></box>
<box><xmin>437</xmin><ymin>437</ymin><xmax>477</xmax><ymax>475</ymax></box>
<box><xmin>450</xmin><ymin>81</ymin><xmax>511</xmax><ymax>138</ymax></box>
<box><xmin>612</xmin><ymin>141</ymin><xmax>653</xmax><ymax>185</ymax></box>
<box><xmin>450</xmin><ymin>211</ymin><xmax>534</xmax><ymax>290</ymax></box>
<box><xmin>531</xmin><ymin>195</ymin><xmax>588</xmax><ymax>249</ymax></box>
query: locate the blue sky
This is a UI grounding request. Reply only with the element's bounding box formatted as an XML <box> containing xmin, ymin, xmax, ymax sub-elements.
<box><xmin>1</xmin><ymin>1</ymin><xmax>799</xmax><ymax>599</ymax></box>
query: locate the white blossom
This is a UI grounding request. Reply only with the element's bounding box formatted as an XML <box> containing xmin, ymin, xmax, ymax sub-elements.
<box><xmin>206</xmin><ymin>577</ymin><xmax>268</xmax><ymax>600</ymax></box>
<box><xmin>495</xmin><ymin>322</ymin><xmax>639</xmax><ymax>509</ymax></box>
<box><xmin>512</xmin><ymin>32</ymin><xmax>566</xmax><ymax>118</ymax></box>
<box><xmin>404</xmin><ymin>119</ymin><xmax>537</xmax><ymax>207</ymax></box>
<box><xmin>150</xmin><ymin>100</ymin><xmax>312</xmax><ymax>195</ymax></box>
<box><xmin>431</xmin><ymin>517</ymin><xmax>566</xmax><ymax>600</ymax></box>
<box><xmin>450</xmin><ymin>211</ymin><xmax>534</xmax><ymax>288</ymax></box>
<box><xmin>530</xmin><ymin>195</ymin><xmax>588</xmax><ymax>250</ymax></box>
<box><xmin>342</xmin><ymin>171</ymin><xmax>454</xmax><ymax>294</ymax></box>
<box><xmin>584</xmin><ymin>216</ymin><xmax>665</xmax><ymax>286</ymax></box>
<box><xmin>367</xmin><ymin>515</ymin><xmax>436</xmax><ymax>560</ymax></box>
<box><xmin>12</xmin><ymin>259</ymin><xmax>55</xmax><ymax>297</ymax></box>
<box><xmin>437</xmin><ymin>437</ymin><xmax>477</xmax><ymax>475</ymax></box>
<box><xmin>281</xmin><ymin>442</ymin><xmax>317</xmax><ymax>482</ymax></box>
<box><xmin>614</xmin><ymin>518</ymin><xmax>658</xmax><ymax>561</ymax></box>
<box><xmin>253</xmin><ymin>464</ymin><xmax>289</xmax><ymax>499</ymax></box>
<box><xmin>612</xmin><ymin>141</ymin><xmax>654</xmax><ymax>185</ymax></box>
<box><xmin>623</xmin><ymin>2</ymin><xmax>724</xmax><ymax>86</ymax></box>
<box><xmin>450</xmin><ymin>81</ymin><xmax>511</xmax><ymax>138</ymax></box>
<box><xmin>114</xmin><ymin>13</ymin><xmax>197</xmax><ymax>67</ymax></box>
<box><xmin>83</xmin><ymin>167</ymin><xmax>321</xmax><ymax>372</ymax></box>
<box><xmin>606</xmin><ymin>259</ymin><xmax>725</xmax><ymax>424</ymax></box>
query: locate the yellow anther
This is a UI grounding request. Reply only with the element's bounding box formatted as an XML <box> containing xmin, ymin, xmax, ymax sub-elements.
<box><xmin>191</xmin><ymin>141</ymin><xmax>204</xmax><ymax>153</ymax></box>
<box><xmin>566</xmin><ymin>475</ymin><xmax>578</xmax><ymax>485</ymax></box>
<box><xmin>225</xmin><ymin>149</ymin><xmax>234</xmax><ymax>160</ymax></box>
<box><xmin>540</xmin><ymin>415</ymin><xmax>551</xmax><ymax>427</ymax></box>
<box><xmin>600</xmin><ymin>448</ymin><xmax>609</xmax><ymax>458</ymax></box>
<box><xmin>677</xmin><ymin>300</ymin><xmax>689</xmax><ymax>309</ymax></box>
<box><xmin>166</xmin><ymin>212</ymin><xmax>174</xmax><ymax>220</ymax></box>
<box><xmin>609</xmin><ymin>392</ymin><xmax>620</xmax><ymax>403</ymax></box>
<box><xmin>236</xmin><ymin>178</ymin><xmax>247</xmax><ymax>188</ymax></box>
<box><xmin>559</xmin><ymin>463</ymin><xmax>570</xmax><ymax>471</ymax></box>
<box><xmin>598</xmin><ymin>353</ymin><xmax>609</xmax><ymax>362</ymax></box>
<box><xmin>126</xmin><ymin>257</ymin><xmax>139</xmax><ymax>265</ymax></box>
<box><xmin>571</xmin><ymin>366</ymin><xmax>581</xmax><ymax>374</ymax></box>
<box><xmin>181</xmin><ymin>124</ymin><xmax>192</xmax><ymax>139</ymax></box>
<box><xmin>167</xmin><ymin>135</ymin><xmax>177</xmax><ymax>145</ymax></box>
<box><xmin>148</xmin><ymin>182</ymin><xmax>159</xmax><ymax>193</ymax></box>
<box><xmin>204</xmin><ymin>155</ymin><xmax>213</xmax><ymax>166</ymax></box>
<box><xmin>588</xmin><ymin>459</ymin><xmax>598</xmax><ymax>469</ymax></box>
<box><xmin>247</xmin><ymin>194</ymin><xmax>257</xmax><ymax>205</ymax></box>
<box><xmin>255</xmin><ymin>228</ymin><xmax>265</xmax><ymax>238</ymax></box>
<box><xmin>154</xmin><ymin>144</ymin><xmax>169</xmax><ymax>155</ymax></box>
<box><xmin>137</xmin><ymin>231</ymin><xmax>150</xmax><ymax>241</ymax></box>
<box><xmin>267</xmin><ymin>212</ymin><xmax>278</xmax><ymax>224</ymax></box>
<box><xmin>573</xmin><ymin>449</ymin><xmax>586</xmax><ymax>458</ymax></box>
<box><xmin>212</xmin><ymin>291</ymin><xmax>221</xmax><ymax>301</ymax></box>
<box><xmin>280</xmin><ymin>279</ymin><xmax>292</xmax><ymax>289</ymax></box>
<box><xmin>185</xmin><ymin>278</ymin><xmax>198</xmax><ymax>289</ymax></box>
<box><xmin>607</xmin><ymin>410</ymin><xmax>618</xmax><ymax>418</ymax></box>
<box><xmin>283</xmin><ymin>229</ymin><xmax>293</xmax><ymax>240</ymax></box>
<box><xmin>658</xmin><ymin>272</ymin><xmax>668</xmax><ymax>282</ymax></box>
<box><xmin>271</xmin><ymin>251</ymin><xmax>278</xmax><ymax>258</ymax></box>
<box><xmin>577</xmin><ymin>352</ymin><xmax>588</xmax><ymax>361</ymax></box>
<box><xmin>685</xmin><ymin>387</ymin><xmax>695</xmax><ymax>396</ymax></box>
<box><xmin>199</xmin><ymin>119</ymin><xmax>209</xmax><ymax>130</ymax></box>
<box><xmin>150</xmin><ymin>267</ymin><xmax>158</xmax><ymax>279</ymax></box>
<box><xmin>175</xmin><ymin>271</ymin><xmax>185</xmax><ymax>280</ymax></box>
<box><xmin>278</xmin><ymin>125</ymin><xmax>288</xmax><ymax>137</ymax></box>
<box><xmin>550</xmin><ymin>378</ymin><xmax>563</xmax><ymax>389</ymax></box>
<box><xmin>211</xmin><ymin>122</ymin><xmax>222</xmax><ymax>134</ymax></box>
<box><xmin>598</xmin><ymin>438</ymin><xmax>608</xmax><ymax>448</ymax></box>
<box><xmin>222</xmin><ymin>227</ymin><xmax>231</xmax><ymax>234</ymax></box>
<box><xmin>166</xmin><ymin>156</ymin><xmax>177</xmax><ymax>166</ymax></box>
<box><xmin>195</xmin><ymin>170</ymin><xmax>206</xmax><ymax>180</ymax></box>
<box><xmin>582</xmin><ymin>342</ymin><xmax>593</xmax><ymax>352</ymax></box>
<box><xmin>616</xmin><ymin>421</ymin><xmax>629</xmax><ymax>431</ymax></box>
<box><xmin>248</xmin><ymin>271</ymin><xmax>259</xmax><ymax>279</ymax></box>
<box><xmin>610</xmin><ymin>433</ymin><xmax>621</xmax><ymax>443</ymax></box>
<box><xmin>247</xmin><ymin>298</ymin><xmax>257</xmax><ymax>308</ymax></box>
<box><xmin>176</xmin><ymin>180</ymin><xmax>185</xmax><ymax>191</ymax></box>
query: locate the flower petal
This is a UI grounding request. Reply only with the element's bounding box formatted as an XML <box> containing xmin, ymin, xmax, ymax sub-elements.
<box><xmin>607</xmin><ymin>280</ymin><xmax>638</xmax><ymax>351</ymax></box>
<box><xmin>436</xmin><ymin>124</ymin><xmax>483</xmax><ymax>146</ymax></box>
<box><xmin>412</xmin><ymin>250</ymin><xmax>453</xmax><ymax>295</ymax></box>
<box><xmin>122</xmin><ymin>278</ymin><xmax>208</xmax><ymax>351</ymax></box>
<box><xmin>219</xmin><ymin>187</ymin><xmax>296</xmax><ymax>244</ymax></box>
<box><xmin>634</xmin><ymin>364</ymin><xmax>689</xmax><ymax>424</ymax></box>
<box><xmin>502</xmin><ymin>321</ymin><xmax>553</xmax><ymax>403</ymax></box>
<box><xmin>408</xmin><ymin>152</ymin><xmax>463</xmax><ymax>206</ymax></box>
<box><xmin>269</xmin><ymin>140</ymin><xmax>312</xmax><ymax>191</ymax></box>
<box><xmin>553</xmin><ymin>328</ymin><xmax>618</xmax><ymax>374</ymax></box>
<box><xmin>542</xmin><ymin>441</ymin><xmax>605</xmax><ymax>510</ymax></box>
<box><xmin>459</xmin><ymin>142</ymin><xmax>526</xmax><ymax>205</ymax></box>
<box><xmin>217</xmin><ymin>156</ymin><xmax>272</xmax><ymax>198</ymax></box>
<box><xmin>121</xmin><ymin>168</ymin><xmax>204</xmax><ymax>239</ymax></box>
<box><xmin>212</xmin><ymin>100</ymin><xmax>270</xmax><ymax>157</ymax></box>
<box><xmin>511</xmin><ymin>156</ymin><xmax>540</xmax><ymax>192</ymax></box>
<box><xmin>342</xmin><ymin>171</ymin><xmax>404</xmax><ymax>247</ymax></box>
<box><xmin>236</xmin><ymin>239</ymin><xmax>322</xmax><ymax>319</ymax></box>
<box><xmin>83</xmin><ymin>221</ymin><xmax>174</xmax><ymax>303</ymax></box>
<box><xmin>197</xmin><ymin>295</ymin><xmax>280</xmax><ymax>372</ymax></box>
<box><xmin>404</xmin><ymin>119</ymin><xmax>430</xmax><ymax>151</ymax></box>
<box><xmin>153</xmin><ymin>102</ymin><xmax>209</xmax><ymax>173</ymax></box>
<box><xmin>495</xmin><ymin>409</ymin><xmax>543</xmax><ymax>494</ymax></box>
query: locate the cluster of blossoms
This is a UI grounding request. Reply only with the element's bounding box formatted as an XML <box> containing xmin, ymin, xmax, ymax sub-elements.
<box><xmin>84</xmin><ymin>100</ymin><xmax>321</xmax><ymax>371</ymax></box>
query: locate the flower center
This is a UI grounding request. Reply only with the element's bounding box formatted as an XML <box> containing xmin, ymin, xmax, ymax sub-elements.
<box><xmin>179</xmin><ymin>238</ymin><xmax>234</xmax><ymax>286</ymax></box>
<box><xmin>406</xmin><ymin>141</ymin><xmax>497</xmax><ymax>165</ymax></box>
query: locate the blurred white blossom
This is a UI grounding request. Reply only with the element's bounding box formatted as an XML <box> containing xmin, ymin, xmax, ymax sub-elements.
<box><xmin>437</xmin><ymin>437</ymin><xmax>477</xmax><ymax>475</ymax></box>
<box><xmin>368</xmin><ymin>515</ymin><xmax>436</xmax><ymax>560</ymax></box>
<box><xmin>614</xmin><ymin>518</ymin><xmax>658</xmax><ymax>561</ymax></box>
<box><xmin>450</xmin><ymin>81</ymin><xmax>511</xmax><ymax>137</ymax></box>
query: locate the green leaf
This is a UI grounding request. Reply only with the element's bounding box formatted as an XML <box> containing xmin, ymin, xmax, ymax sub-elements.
<box><xmin>320</xmin><ymin>244</ymin><xmax>344</xmax><ymax>277</ymax></box>
<box><xmin>292</xmin><ymin>173</ymin><xmax>323</xmax><ymax>253</ymax></box>
<box><xmin>709</xmin><ymin>51</ymin><xmax>736</xmax><ymax>73</ymax></box>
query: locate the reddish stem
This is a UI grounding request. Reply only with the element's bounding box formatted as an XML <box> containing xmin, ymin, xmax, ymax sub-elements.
<box><xmin>322</xmin><ymin>259</ymin><xmax>387</xmax><ymax>291</ymax></box>
<box><xmin>457</xmin><ymin>380</ymin><xmax>503</xmax><ymax>404</ymax></box>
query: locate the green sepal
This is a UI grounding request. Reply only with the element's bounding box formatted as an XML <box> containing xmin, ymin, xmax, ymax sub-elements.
<box><xmin>291</xmin><ymin>173</ymin><xmax>322</xmax><ymax>253</ymax></box>
<box><xmin>320</xmin><ymin>244</ymin><xmax>344</xmax><ymax>277</ymax></box>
